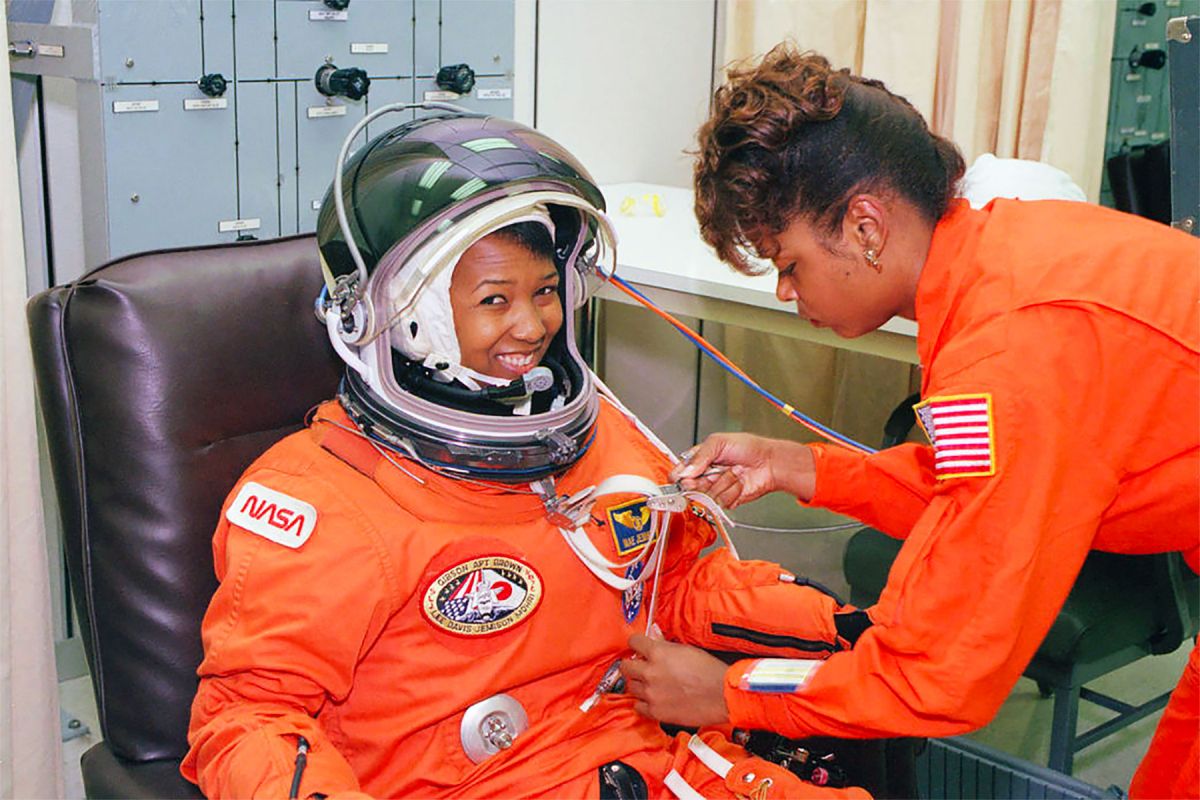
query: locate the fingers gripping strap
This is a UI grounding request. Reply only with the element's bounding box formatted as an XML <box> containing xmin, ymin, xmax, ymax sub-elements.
<box><xmin>680</xmin><ymin>491</ymin><xmax>740</xmax><ymax>561</ymax></box>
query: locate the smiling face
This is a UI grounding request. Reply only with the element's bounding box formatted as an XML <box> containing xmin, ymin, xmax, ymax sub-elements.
<box><xmin>766</xmin><ymin>212</ymin><xmax>905</xmax><ymax>339</ymax></box>
<box><xmin>449</xmin><ymin>234</ymin><xmax>563</xmax><ymax>381</ymax></box>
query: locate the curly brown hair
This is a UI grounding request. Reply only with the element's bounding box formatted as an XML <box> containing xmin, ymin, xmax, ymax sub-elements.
<box><xmin>695</xmin><ymin>44</ymin><xmax>965</xmax><ymax>273</ymax></box>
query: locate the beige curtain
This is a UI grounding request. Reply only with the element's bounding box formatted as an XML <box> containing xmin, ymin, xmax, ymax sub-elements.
<box><xmin>724</xmin><ymin>0</ymin><xmax>1115</xmax><ymax>200</ymax></box>
<box><xmin>0</xmin><ymin>2</ymin><xmax>65</xmax><ymax>796</ymax></box>
<box><xmin>716</xmin><ymin>0</ymin><xmax>1113</xmax><ymax>446</ymax></box>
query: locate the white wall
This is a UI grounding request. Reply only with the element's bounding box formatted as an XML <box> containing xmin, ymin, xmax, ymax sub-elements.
<box><xmin>534</xmin><ymin>0</ymin><xmax>718</xmax><ymax>187</ymax></box>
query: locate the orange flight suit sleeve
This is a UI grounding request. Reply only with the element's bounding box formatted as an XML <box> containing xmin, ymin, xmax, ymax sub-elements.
<box><xmin>655</xmin><ymin>506</ymin><xmax>847</xmax><ymax>656</ymax></box>
<box><xmin>725</xmin><ymin>308</ymin><xmax>1120</xmax><ymax>738</ymax></box>
<box><xmin>665</xmin><ymin>549</ymin><xmax>845</xmax><ymax>656</ymax></box>
<box><xmin>804</xmin><ymin>442</ymin><xmax>937</xmax><ymax>540</ymax></box>
<box><xmin>182</xmin><ymin>468</ymin><xmax>403</xmax><ymax>799</ymax></box>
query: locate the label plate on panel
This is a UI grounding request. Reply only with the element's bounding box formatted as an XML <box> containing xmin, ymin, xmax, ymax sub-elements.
<box><xmin>184</xmin><ymin>98</ymin><xmax>229</xmax><ymax>111</ymax></box>
<box><xmin>36</xmin><ymin>43</ymin><xmax>65</xmax><ymax>57</ymax></box>
<box><xmin>309</xmin><ymin>9</ymin><xmax>348</xmax><ymax>20</ymax></box>
<box><xmin>307</xmin><ymin>105</ymin><xmax>348</xmax><ymax>118</ymax></box>
<box><xmin>424</xmin><ymin>90</ymin><xmax>460</xmax><ymax>101</ymax></box>
<box><xmin>113</xmin><ymin>100</ymin><xmax>159</xmax><ymax>114</ymax></box>
<box><xmin>350</xmin><ymin>42</ymin><xmax>389</xmax><ymax>54</ymax></box>
<box><xmin>476</xmin><ymin>88</ymin><xmax>512</xmax><ymax>100</ymax></box>
<box><xmin>218</xmin><ymin>218</ymin><xmax>262</xmax><ymax>233</ymax></box>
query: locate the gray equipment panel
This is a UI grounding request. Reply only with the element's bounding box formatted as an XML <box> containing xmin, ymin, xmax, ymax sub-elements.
<box><xmin>231</xmin><ymin>0</ymin><xmax>277</xmax><ymax>81</ymax></box>
<box><xmin>234</xmin><ymin>81</ymin><xmax>283</xmax><ymax>240</ymax></box>
<box><xmin>102</xmin><ymin>83</ymin><xmax>238</xmax><ymax>258</ymax></box>
<box><xmin>203</xmin><ymin>1</ymin><xmax>236</xmax><ymax>80</ymax></box>
<box><xmin>275</xmin><ymin>0</ymin><xmax>415</xmax><ymax>80</ymax></box>
<box><xmin>414</xmin><ymin>0</ymin><xmax>438</xmax><ymax>77</ymax></box>
<box><xmin>275</xmin><ymin>82</ymin><xmax>301</xmax><ymax>235</ymax></box>
<box><xmin>1168</xmin><ymin>15</ymin><xmax>1198</xmax><ymax>234</ymax></box>
<box><xmin>1101</xmin><ymin>0</ymin><xmax>1200</xmax><ymax>206</ymax></box>
<box><xmin>294</xmin><ymin>86</ymin><xmax>367</xmax><ymax>231</ymax></box>
<box><xmin>14</xmin><ymin>0</ymin><xmax>519</xmax><ymax>266</ymax></box>
<box><xmin>441</xmin><ymin>0</ymin><xmax>513</xmax><ymax>77</ymax></box>
<box><xmin>97</xmin><ymin>0</ymin><xmax>233</xmax><ymax>83</ymax></box>
<box><xmin>415</xmin><ymin>75</ymin><xmax>511</xmax><ymax>118</ymax></box>
<box><xmin>366</xmin><ymin>77</ymin><xmax>416</xmax><ymax>137</ymax></box>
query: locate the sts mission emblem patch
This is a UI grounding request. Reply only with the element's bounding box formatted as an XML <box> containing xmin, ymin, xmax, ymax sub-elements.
<box><xmin>422</xmin><ymin>556</ymin><xmax>543</xmax><ymax>637</ymax></box>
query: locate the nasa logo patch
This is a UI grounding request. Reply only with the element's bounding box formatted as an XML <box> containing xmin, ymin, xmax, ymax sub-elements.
<box><xmin>422</xmin><ymin>555</ymin><xmax>542</xmax><ymax>637</ymax></box>
<box><xmin>607</xmin><ymin>499</ymin><xmax>653</xmax><ymax>556</ymax></box>
<box><xmin>622</xmin><ymin>562</ymin><xmax>644</xmax><ymax>622</ymax></box>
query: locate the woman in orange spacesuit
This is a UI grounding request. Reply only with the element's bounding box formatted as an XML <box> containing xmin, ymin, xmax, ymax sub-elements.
<box><xmin>620</xmin><ymin>45</ymin><xmax>1199</xmax><ymax>800</ymax></box>
<box><xmin>181</xmin><ymin>111</ymin><xmax>876</xmax><ymax>800</ymax></box>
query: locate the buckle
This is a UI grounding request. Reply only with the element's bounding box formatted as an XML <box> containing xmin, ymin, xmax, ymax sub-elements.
<box><xmin>645</xmin><ymin>484</ymin><xmax>690</xmax><ymax>513</ymax></box>
<box><xmin>543</xmin><ymin>486</ymin><xmax>596</xmax><ymax>528</ymax></box>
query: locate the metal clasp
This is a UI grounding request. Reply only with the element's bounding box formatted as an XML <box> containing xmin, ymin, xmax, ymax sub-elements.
<box><xmin>542</xmin><ymin>485</ymin><xmax>596</xmax><ymax>528</ymax></box>
<box><xmin>645</xmin><ymin>484</ymin><xmax>690</xmax><ymax>513</ymax></box>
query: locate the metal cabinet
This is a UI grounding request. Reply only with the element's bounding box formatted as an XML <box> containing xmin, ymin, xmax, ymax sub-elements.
<box><xmin>101</xmin><ymin>83</ymin><xmax>239</xmax><ymax>256</ymax></box>
<box><xmin>234</xmin><ymin>80</ymin><xmax>284</xmax><ymax>240</ymax></box>
<box><xmin>275</xmin><ymin>0</ymin><xmax>414</xmax><ymax>80</ymax></box>
<box><xmin>415</xmin><ymin>0</ymin><xmax>513</xmax><ymax>79</ymax></box>
<box><xmin>96</xmin><ymin>0</ymin><xmax>234</xmax><ymax>84</ymax></box>
<box><xmin>415</xmin><ymin>75</ymin><xmax>512</xmax><ymax>118</ymax></box>
<box><xmin>232</xmin><ymin>0</ymin><xmax>278</xmax><ymax>81</ymax></box>
<box><xmin>10</xmin><ymin>0</ymin><xmax>521</xmax><ymax>267</ymax></box>
<box><xmin>366</xmin><ymin>77</ymin><xmax>417</xmax><ymax>135</ymax></box>
<box><xmin>294</xmin><ymin>85</ymin><xmax>367</xmax><ymax>231</ymax></box>
<box><xmin>1100</xmin><ymin>0</ymin><xmax>1200</xmax><ymax>208</ymax></box>
<box><xmin>440</xmin><ymin>0</ymin><xmax>513</xmax><ymax>77</ymax></box>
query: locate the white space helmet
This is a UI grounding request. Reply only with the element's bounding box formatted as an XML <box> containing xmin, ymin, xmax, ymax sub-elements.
<box><xmin>315</xmin><ymin>109</ymin><xmax>617</xmax><ymax>482</ymax></box>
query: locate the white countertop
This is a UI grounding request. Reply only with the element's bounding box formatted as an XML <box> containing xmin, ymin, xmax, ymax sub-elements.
<box><xmin>598</xmin><ymin>182</ymin><xmax>919</xmax><ymax>342</ymax></box>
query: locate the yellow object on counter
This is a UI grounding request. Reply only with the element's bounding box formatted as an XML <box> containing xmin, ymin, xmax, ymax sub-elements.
<box><xmin>619</xmin><ymin>193</ymin><xmax>666</xmax><ymax>218</ymax></box>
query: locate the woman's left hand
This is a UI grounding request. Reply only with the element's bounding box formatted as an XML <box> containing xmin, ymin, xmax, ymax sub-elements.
<box><xmin>620</xmin><ymin>634</ymin><xmax>731</xmax><ymax>727</ymax></box>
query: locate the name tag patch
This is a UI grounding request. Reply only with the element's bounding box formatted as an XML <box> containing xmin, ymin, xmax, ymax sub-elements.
<box><xmin>914</xmin><ymin>393</ymin><xmax>997</xmax><ymax>480</ymax></box>
<box><xmin>607</xmin><ymin>499</ymin><xmax>652</xmax><ymax>556</ymax></box>
<box><xmin>226</xmin><ymin>482</ymin><xmax>317</xmax><ymax>549</ymax></box>
<box><xmin>422</xmin><ymin>556</ymin><xmax>542</xmax><ymax>637</ymax></box>
<box><xmin>738</xmin><ymin>658</ymin><xmax>823</xmax><ymax>693</ymax></box>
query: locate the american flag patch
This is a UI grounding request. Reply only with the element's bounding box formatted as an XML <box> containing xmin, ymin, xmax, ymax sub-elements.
<box><xmin>737</xmin><ymin>658</ymin><xmax>823</xmax><ymax>693</ymax></box>
<box><xmin>914</xmin><ymin>394</ymin><xmax>997</xmax><ymax>480</ymax></box>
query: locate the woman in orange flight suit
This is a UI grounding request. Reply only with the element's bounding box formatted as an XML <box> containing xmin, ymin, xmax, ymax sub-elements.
<box><xmin>620</xmin><ymin>45</ymin><xmax>1199</xmax><ymax>799</ymax></box>
<box><xmin>182</xmin><ymin>112</ymin><xmax>873</xmax><ymax>800</ymax></box>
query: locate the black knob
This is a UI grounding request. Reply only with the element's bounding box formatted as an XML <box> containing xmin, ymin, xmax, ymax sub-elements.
<box><xmin>198</xmin><ymin>73</ymin><xmax>228</xmax><ymax>98</ymax></box>
<box><xmin>1135</xmin><ymin>2</ymin><xmax>1156</xmax><ymax>15</ymax></box>
<box><xmin>436</xmin><ymin>63</ymin><xmax>476</xmax><ymax>95</ymax></box>
<box><xmin>1130</xmin><ymin>48</ymin><xmax>1167</xmax><ymax>70</ymax></box>
<box><xmin>324</xmin><ymin>0</ymin><xmax>350</xmax><ymax>9</ymax></box>
<box><xmin>314</xmin><ymin>64</ymin><xmax>370</xmax><ymax>101</ymax></box>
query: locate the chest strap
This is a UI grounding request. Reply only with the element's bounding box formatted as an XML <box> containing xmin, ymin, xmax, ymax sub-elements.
<box><xmin>315</xmin><ymin>421</ymin><xmax>385</xmax><ymax>479</ymax></box>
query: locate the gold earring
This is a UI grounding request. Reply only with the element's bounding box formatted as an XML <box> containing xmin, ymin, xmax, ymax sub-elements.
<box><xmin>864</xmin><ymin>248</ymin><xmax>881</xmax><ymax>272</ymax></box>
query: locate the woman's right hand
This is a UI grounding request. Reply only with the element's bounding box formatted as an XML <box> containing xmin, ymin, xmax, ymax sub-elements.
<box><xmin>669</xmin><ymin>433</ymin><xmax>816</xmax><ymax>509</ymax></box>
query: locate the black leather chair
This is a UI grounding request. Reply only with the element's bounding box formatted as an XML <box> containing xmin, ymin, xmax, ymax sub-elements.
<box><xmin>842</xmin><ymin>396</ymin><xmax>1200</xmax><ymax>777</ymax></box>
<box><xmin>28</xmin><ymin>235</ymin><xmax>341</xmax><ymax>799</ymax></box>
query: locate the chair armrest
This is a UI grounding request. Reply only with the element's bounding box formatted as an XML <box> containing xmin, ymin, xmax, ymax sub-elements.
<box><xmin>1149</xmin><ymin>553</ymin><xmax>1199</xmax><ymax>655</ymax></box>
<box><xmin>81</xmin><ymin>742</ymin><xmax>204</xmax><ymax>800</ymax></box>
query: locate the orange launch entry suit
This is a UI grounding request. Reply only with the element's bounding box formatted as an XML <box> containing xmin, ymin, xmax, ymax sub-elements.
<box><xmin>182</xmin><ymin>397</ymin><xmax>869</xmax><ymax>799</ymax></box>
<box><xmin>721</xmin><ymin>200</ymin><xmax>1199</xmax><ymax>799</ymax></box>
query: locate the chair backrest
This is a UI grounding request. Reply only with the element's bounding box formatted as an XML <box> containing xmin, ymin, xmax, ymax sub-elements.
<box><xmin>27</xmin><ymin>235</ymin><xmax>342</xmax><ymax>763</ymax></box>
